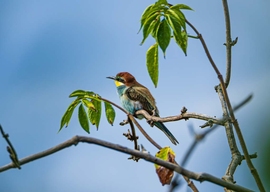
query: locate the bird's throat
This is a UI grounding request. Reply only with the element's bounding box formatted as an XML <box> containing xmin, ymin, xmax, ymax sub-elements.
<box><xmin>115</xmin><ymin>80</ymin><xmax>124</xmax><ymax>87</ymax></box>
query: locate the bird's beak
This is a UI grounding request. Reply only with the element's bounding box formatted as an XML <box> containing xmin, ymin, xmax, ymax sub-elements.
<box><xmin>106</xmin><ymin>76</ymin><xmax>116</xmax><ymax>80</ymax></box>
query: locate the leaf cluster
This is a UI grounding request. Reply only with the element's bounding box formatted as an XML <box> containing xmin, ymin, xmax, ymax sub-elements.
<box><xmin>139</xmin><ymin>0</ymin><xmax>193</xmax><ymax>87</ymax></box>
<box><xmin>59</xmin><ymin>90</ymin><xmax>115</xmax><ymax>133</ymax></box>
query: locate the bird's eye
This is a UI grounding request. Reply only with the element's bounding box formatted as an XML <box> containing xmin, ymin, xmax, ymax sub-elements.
<box><xmin>116</xmin><ymin>77</ymin><xmax>125</xmax><ymax>83</ymax></box>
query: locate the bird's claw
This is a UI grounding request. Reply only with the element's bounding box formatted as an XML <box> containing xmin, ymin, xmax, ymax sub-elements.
<box><xmin>147</xmin><ymin>120</ymin><xmax>155</xmax><ymax>127</ymax></box>
<box><xmin>120</xmin><ymin>119</ymin><xmax>129</xmax><ymax>126</ymax></box>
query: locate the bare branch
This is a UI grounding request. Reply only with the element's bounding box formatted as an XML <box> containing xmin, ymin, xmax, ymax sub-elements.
<box><xmin>135</xmin><ymin>110</ymin><xmax>224</xmax><ymax>127</ymax></box>
<box><xmin>222</xmin><ymin>0</ymin><xmax>238</xmax><ymax>87</ymax></box>
<box><xmin>186</xmin><ymin>17</ymin><xmax>265</xmax><ymax>191</ymax></box>
<box><xmin>216</xmin><ymin>85</ymin><xmax>242</xmax><ymax>185</ymax></box>
<box><xmin>0</xmin><ymin>136</ymin><xmax>254</xmax><ymax>192</ymax></box>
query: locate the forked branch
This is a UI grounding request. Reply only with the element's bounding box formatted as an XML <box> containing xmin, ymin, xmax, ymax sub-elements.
<box><xmin>0</xmin><ymin>136</ymin><xmax>253</xmax><ymax>192</ymax></box>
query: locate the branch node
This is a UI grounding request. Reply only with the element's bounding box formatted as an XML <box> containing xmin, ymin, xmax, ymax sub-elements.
<box><xmin>181</xmin><ymin>107</ymin><xmax>188</xmax><ymax>114</ymax></box>
<box><xmin>231</xmin><ymin>37</ymin><xmax>238</xmax><ymax>46</ymax></box>
<box><xmin>123</xmin><ymin>129</ymin><xmax>139</xmax><ymax>141</ymax></box>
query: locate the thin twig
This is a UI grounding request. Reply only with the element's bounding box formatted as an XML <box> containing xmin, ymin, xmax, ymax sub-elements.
<box><xmin>0</xmin><ymin>136</ymin><xmax>254</xmax><ymax>192</ymax></box>
<box><xmin>222</xmin><ymin>0</ymin><xmax>232</xmax><ymax>87</ymax></box>
<box><xmin>0</xmin><ymin>125</ymin><xmax>21</xmax><ymax>169</ymax></box>
<box><xmin>135</xmin><ymin>110</ymin><xmax>224</xmax><ymax>127</ymax></box>
<box><xmin>128</xmin><ymin>115</ymin><xmax>162</xmax><ymax>149</ymax></box>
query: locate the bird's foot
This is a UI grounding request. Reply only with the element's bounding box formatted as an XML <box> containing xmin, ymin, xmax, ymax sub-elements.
<box><xmin>120</xmin><ymin>119</ymin><xmax>129</xmax><ymax>126</ymax></box>
<box><xmin>147</xmin><ymin>120</ymin><xmax>155</xmax><ymax>127</ymax></box>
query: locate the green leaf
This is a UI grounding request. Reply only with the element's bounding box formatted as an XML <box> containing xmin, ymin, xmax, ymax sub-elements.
<box><xmin>69</xmin><ymin>90</ymin><xmax>95</xmax><ymax>98</ymax></box>
<box><xmin>88</xmin><ymin>99</ymin><xmax>102</xmax><ymax>129</ymax></box>
<box><xmin>171</xmin><ymin>4</ymin><xmax>193</xmax><ymax>11</ymax></box>
<box><xmin>82</xmin><ymin>99</ymin><xmax>95</xmax><ymax>110</ymax></box>
<box><xmin>155</xmin><ymin>0</ymin><xmax>168</xmax><ymax>6</ymax></box>
<box><xmin>151</xmin><ymin>16</ymin><xmax>161</xmax><ymax>37</ymax></box>
<box><xmin>174</xmin><ymin>30</ymin><xmax>188</xmax><ymax>56</ymax></box>
<box><xmin>146</xmin><ymin>43</ymin><xmax>159</xmax><ymax>87</ymax></box>
<box><xmin>166</xmin><ymin>9</ymin><xmax>186</xmax><ymax>30</ymax></box>
<box><xmin>59</xmin><ymin>99</ymin><xmax>81</xmax><ymax>132</ymax></box>
<box><xmin>139</xmin><ymin>4</ymin><xmax>154</xmax><ymax>32</ymax></box>
<box><xmin>165</xmin><ymin>13</ymin><xmax>182</xmax><ymax>35</ymax></box>
<box><xmin>78</xmin><ymin>104</ymin><xmax>90</xmax><ymax>133</ymax></box>
<box><xmin>157</xmin><ymin>19</ymin><xmax>171</xmax><ymax>58</ymax></box>
<box><xmin>69</xmin><ymin>90</ymin><xmax>86</xmax><ymax>97</ymax></box>
<box><xmin>165</xmin><ymin>13</ymin><xmax>188</xmax><ymax>55</ymax></box>
<box><xmin>104</xmin><ymin>102</ymin><xmax>115</xmax><ymax>125</ymax></box>
<box><xmin>140</xmin><ymin>12</ymin><xmax>160</xmax><ymax>45</ymax></box>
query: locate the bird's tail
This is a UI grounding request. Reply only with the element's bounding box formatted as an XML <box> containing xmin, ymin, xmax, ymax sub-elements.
<box><xmin>154</xmin><ymin>122</ymin><xmax>179</xmax><ymax>145</ymax></box>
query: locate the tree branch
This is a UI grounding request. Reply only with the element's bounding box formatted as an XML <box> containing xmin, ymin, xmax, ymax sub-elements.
<box><xmin>0</xmin><ymin>136</ymin><xmax>254</xmax><ymax>192</ymax></box>
<box><xmin>186</xmin><ymin>18</ymin><xmax>265</xmax><ymax>191</ymax></box>
<box><xmin>216</xmin><ymin>85</ymin><xmax>242</xmax><ymax>186</ymax></box>
<box><xmin>169</xmin><ymin>94</ymin><xmax>253</xmax><ymax>192</ymax></box>
<box><xmin>222</xmin><ymin>0</ymin><xmax>233</xmax><ymax>87</ymax></box>
<box><xmin>135</xmin><ymin>110</ymin><xmax>224</xmax><ymax>127</ymax></box>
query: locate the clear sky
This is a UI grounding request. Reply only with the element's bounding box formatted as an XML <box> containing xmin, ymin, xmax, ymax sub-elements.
<box><xmin>0</xmin><ymin>0</ymin><xmax>269</xmax><ymax>191</ymax></box>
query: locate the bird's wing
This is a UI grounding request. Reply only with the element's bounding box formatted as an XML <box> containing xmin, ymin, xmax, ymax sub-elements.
<box><xmin>126</xmin><ymin>86</ymin><xmax>157</xmax><ymax>115</ymax></box>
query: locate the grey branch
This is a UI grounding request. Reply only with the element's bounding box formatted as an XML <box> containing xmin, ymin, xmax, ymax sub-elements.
<box><xmin>0</xmin><ymin>135</ymin><xmax>253</xmax><ymax>192</ymax></box>
<box><xmin>135</xmin><ymin>110</ymin><xmax>224</xmax><ymax>127</ymax></box>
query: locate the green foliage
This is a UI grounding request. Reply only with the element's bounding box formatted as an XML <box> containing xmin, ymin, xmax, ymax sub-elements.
<box><xmin>59</xmin><ymin>90</ymin><xmax>116</xmax><ymax>133</ymax></box>
<box><xmin>88</xmin><ymin>99</ymin><xmax>102</xmax><ymax>129</ymax></box>
<box><xmin>139</xmin><ymin>0</ymin><xmax>192</xmax><ymax>86</ymax></box>
<box><xmin>78</xmin><ymin>104</ymin><xmax>89</xmax><ymax>133</ymax></box>
<box><xmin>147</xmin><ymin>43</ymin><xmax>159</xmax><ymax>87</ymax></box>
<box><xmin>104</xmin><ymin>102</ymin><xmax>115</xmax><ymax>125</ymax></box>
<box><xmin>157</xmin><ymin>19</ymin><xmax>171</xmax><ymax>58</ymax></box>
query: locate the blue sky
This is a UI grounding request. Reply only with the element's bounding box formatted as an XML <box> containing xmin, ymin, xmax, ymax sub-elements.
<box><xmin>0</xmin><ymin>0</ymin><xmax>269</xmax><ymax>191</ymax></box>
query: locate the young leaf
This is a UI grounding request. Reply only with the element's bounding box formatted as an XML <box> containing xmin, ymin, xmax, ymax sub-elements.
<box><xmin>59</xmin><ymin>99</ymin><xmax>81</xmax><ymax>131</ymax></box>
<box><xmin>151</xmin><ymin>16</ymin><xmax>161</xmax><ymax>37</ymax></box>
<box><xmin>165</xmin><ymin>13</ymin><xmax>182</xmax><ymax>36</ymax></box>
<box><xmin>78</xmin><ymin>104</ymin><xmax>90</xmax><ymax>133</ymax></box>
<box><xmin>146</xmin><ymin>43</ymin><xmax>159</xmax><ymax>87</ymax></box>
<box><xmin>140</xmin><ymin>12</ymin><xmax>160</xmax><ymax>45</ymax></box>
<box><xmin>171</xmin><ymin>4</ymin><xmax>193</xmax><ymax>11</ymax></box>
<box><xmin>139</xmin><ymin>4</ymin><xmax>155</xmax><ymax>32</ymax></box>
<box><xmin>167</xmin><ymin>9</ymin><xmax>186</xmax><ymax>30</ymax></box>
<box><xmin>82</xmin><ymin>99</ymin><xmax>95</xmax><ymax>110</ymax></box>
<box><xmin>88</xmin><ymin>99</ymin><xmax>102</xmax><ymax>129</ymax></box>
<box><xmin>155</xmin><ymin>0</ymin><xmax>168</xmax><ymax>6</ymax></box>
<box><xmin>104</xmin><ymin>102</ymin><xmax>115</xmax><ymax>125</ymax></box>
<box><xmin>69</xmin><ymin>90</ymin><xmax>86</xmax><ymax>97</ymax></box>
<box><xmin>174</xmin><ymin>30</ymin><xmax>188</xmax><ymax>55</ymax></box>
<box><xmin>165</xmin><ymin>14</ymin><xmax>188</xmax><ymax>55</ymax></box>
<box><xmin>157</xmin><ymin>19</ymin><xmax>171</xmax><ymax>58</ymax></box>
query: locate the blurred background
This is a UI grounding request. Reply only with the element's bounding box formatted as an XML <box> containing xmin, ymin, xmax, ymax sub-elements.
<box><xmin>0</xmin><ymin>0</ymin><xmax>269</xmax><ymax>191</ymax></box>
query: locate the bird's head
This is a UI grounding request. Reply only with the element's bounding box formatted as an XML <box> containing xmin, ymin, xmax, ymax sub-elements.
<box><xmin>107</xmin><ymin>72</ymin><xmax>137</xmax><ymax>87</ymax></box>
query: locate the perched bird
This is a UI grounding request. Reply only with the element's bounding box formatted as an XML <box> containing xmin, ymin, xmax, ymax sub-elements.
<box><xmin>107</xmin><ymin>72</ymin><xmax>179</xmax><ymax>145</ymax></box>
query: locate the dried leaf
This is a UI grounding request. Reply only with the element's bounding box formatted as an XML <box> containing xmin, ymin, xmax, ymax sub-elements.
<box><xmin>155</xmin><ymin>147</ymin><xmax>176</xmax><ymax>185</ymax></box>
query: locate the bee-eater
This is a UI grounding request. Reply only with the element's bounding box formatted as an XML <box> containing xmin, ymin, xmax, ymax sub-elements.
<box><xmin>107</xmin><ymin>72</ymin><xmax>179</xmax><ymax>145</ymax></box>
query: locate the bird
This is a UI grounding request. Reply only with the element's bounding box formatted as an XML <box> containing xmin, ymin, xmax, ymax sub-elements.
<box><xmin>107</xmin><ymin>72</ymin><xmax>179</xmax><ymax>145</ymax></box>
